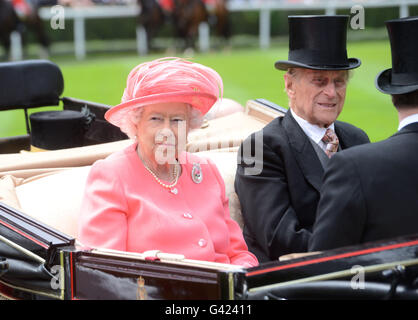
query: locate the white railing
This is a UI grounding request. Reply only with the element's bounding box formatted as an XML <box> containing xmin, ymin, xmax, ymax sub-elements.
<box><xmin>9</xmin><ymin>0</ymin><xmax>418</xmax><ymax>60</ymax></box>
<box><xmin>227</xmin><ymin>0</ymin><xmax>418</xmax><ymax>49</ymax></box>
<box><xmin>38</xmin><ymin>5</ymin><xmax>141</xmax><ymax>60</ymax></box>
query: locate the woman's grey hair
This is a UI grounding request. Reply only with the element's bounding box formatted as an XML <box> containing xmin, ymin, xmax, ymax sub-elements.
<box><xmin>119</xmin><ymin>104</ymin><xmax>203</xmax><ymax>140</ymax></box>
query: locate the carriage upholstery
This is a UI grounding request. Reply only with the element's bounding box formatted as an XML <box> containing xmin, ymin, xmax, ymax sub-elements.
<box><xmin>0</xmin><ymin>99</ymin><xmax>285</xmax><ymax>243</ymax></box>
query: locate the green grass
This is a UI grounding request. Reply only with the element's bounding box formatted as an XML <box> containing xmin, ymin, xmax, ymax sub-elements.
<box><xmin>1</xmin><ymin>40</ymin><xmax>398</xmax><ymax>142</ymax></box>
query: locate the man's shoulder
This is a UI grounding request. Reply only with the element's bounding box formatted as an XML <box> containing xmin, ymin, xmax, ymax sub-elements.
<box><xmin>341</xmin><ymin>131</ymin><xmax>412</xmax><ymax>157</ymax></box>
<box><xmin>332</xmin><ymin>137</ymin><xmax>394</xmax><ymax>169</ymax></box>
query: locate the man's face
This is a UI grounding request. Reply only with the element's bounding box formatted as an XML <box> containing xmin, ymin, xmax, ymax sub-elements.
<box><xmin>284</xmin><ymin>68</ymin><xmax>348</xmax><ymax>128</ymax></box>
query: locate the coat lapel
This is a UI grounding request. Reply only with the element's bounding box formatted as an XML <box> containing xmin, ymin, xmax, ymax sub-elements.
<box><xmin>283</xmin><ymin>112</ymin><xmax>324</xmax><ymax>192</ymax></box>
<box><xmin>392</xmin><ymin>122</ymin><xmax>418</xmax><ymax>137</ymax></box>
<box><xmin>334</xmin><ymin>122</ymin><xmax>356</xmax><ymax>149</ymax></box>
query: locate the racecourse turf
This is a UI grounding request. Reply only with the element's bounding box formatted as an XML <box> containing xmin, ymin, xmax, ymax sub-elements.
<box><xmin>0</xmin><ymin>40</ymin><xmax>397</xmax><ymax>143</ymax></box>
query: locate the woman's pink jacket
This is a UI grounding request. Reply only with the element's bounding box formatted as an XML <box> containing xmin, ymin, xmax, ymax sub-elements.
<box><xmin>78</xmin><ymin>143</ymin><xmax>258</xmax><ymax>267</ymax></box>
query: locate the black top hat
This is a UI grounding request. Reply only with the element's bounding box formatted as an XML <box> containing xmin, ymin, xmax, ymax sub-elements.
<box><xmin>375</xmin><ymin>16</ymin><xmax>418</xmax><ymax>95</ymax></box>
<box><xmin>30</xmin><ymin>110</ymin><xmax>88</xmax><ymax>150</ymax></box>
<box><xmin>275</xmin><ymin>15</ymin><xmax>361</xmax><ymax>71</ymax></box>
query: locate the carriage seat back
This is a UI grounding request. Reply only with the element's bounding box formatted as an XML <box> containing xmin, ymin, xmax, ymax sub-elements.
<box><xmin>0</xmin><ymin>60</ymin><xmax>63</xmax><ymax>111</ymax></box>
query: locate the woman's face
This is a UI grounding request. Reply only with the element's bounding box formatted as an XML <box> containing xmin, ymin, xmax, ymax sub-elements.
<box><xmin>135</xmin><ymin>102</ymin><xmax>190</xmax><ymax>165</ymax></box>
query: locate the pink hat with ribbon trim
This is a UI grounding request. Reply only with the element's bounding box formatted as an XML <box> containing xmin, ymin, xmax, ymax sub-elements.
<box><xmin>105</xmin><ymin>57</ymin><xmax>223</xmax><ymax>128</ymax></box>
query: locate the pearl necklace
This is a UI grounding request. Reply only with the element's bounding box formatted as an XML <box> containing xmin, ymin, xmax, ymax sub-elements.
<box><xmin>137</xmin><ymin>146</ymin><xmax>180</xmax><ymax>193</ymax></box>
<box><xmin>142</xmin><ymin>161</ymin><xmax>179</xmax><ymax>190</ymax></box>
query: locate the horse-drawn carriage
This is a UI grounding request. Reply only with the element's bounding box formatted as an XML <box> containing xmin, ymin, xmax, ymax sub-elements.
<box><xmin>0</xmin><ymin>60</ymin><xmax>417</xmax><ymax>300</ymax></box>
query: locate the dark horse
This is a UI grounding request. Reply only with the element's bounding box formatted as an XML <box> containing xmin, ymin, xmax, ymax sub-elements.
<box><xmin>172</xmin><ymin>0</ymin><xmax>231</xmax><ymax>51</ymax></box>
<box><xmin>137</xmin><ymin>0</ymin><xmax>166</xmax><ymax>52</ymax></box>
<box><xmin>136</xmin><ymin>0</ymin><xmax>230</xmax><ymax>53</ymax></box>
<box><xmin>0</xmin><ymin>0</ymin><xmax>19</xmax><ymax>60</ymax></box>
<box><xmin>0</xmin><ymin>0</ymin><xmax>50</xmax><ymax>60</ymax></box>
<box><xmin>137</xmin><ymin>0</ymin><xmax>208</xmax><ymax>52</ymax></box>
<box><xmin>208</xmin><ymin>0</ymin><xmax>231</xmax><ymax>43</ymax></box>
<box><xmin>172</xmin><ymin>0</ymin><xmax>208</xmax><ymax>51</ymax></box>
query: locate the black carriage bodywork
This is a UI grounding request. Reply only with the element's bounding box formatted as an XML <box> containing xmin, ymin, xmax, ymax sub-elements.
<box><xmin>1</xmin><ymin>201</ymin><xmax>417</xmax><ymax>300</ymax></box>
<box><xmin>0</xmin><ymin>202</ymin><xmax>246</xmax><ymax>300</ymax></box>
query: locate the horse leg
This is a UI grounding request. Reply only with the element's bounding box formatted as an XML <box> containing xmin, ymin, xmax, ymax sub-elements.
<box><xmin>0</xmin><ymin>35</ymin><xmax>11</xmax><ymax>61</ymax></box>
<box><xmin>217</xmin><ymin>17</ymin><xmax>231</xmax><ymax>51</ymax></box>
<box><xmin>0</xmin><ymin>0</ymin><xmax>18</xmax><ymax>60</ymax></box>
<box><xmin>172</xmin><ymin>21</ymin><xmax>186</xmax><ymax>53</ymax></box>
<box><xmin>145</xmin><ymin>24</ymin><xmax>156</xmax><ymax>52</ymax></box>
<box><xmin>205</xmin><ymin>1</ymin><xmax>229</xmax><ymax>50</ymax></box>
<box><xmin>28</xmin><ymin>14</ymin><xmax>50</xmax><ymax>59</ymax></box>
<box><xmin>146</xmin><ymin>9</ymin><xmax>162</xmax><ymax>51</ymax></box>
<box><xmin>184</xmin><ymin>24</ymin><xmax>199</xmax><ymax>54</ymax></box>
<box><xmin>214</xmin><ymin>1</ymin><xmax>231</xmax><ymax>50</ymax></box>
<box><xmin>183</xmin><ymin>37</ymin><xmax>195</xmax><ymax>55</ymax></box>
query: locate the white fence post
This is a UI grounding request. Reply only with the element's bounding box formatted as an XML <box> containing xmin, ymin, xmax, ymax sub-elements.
<box><xmin>399</xmin><ymin>3</ymin><xmax>409</xmax><ymax>18</ymax></box>
<box><xmin>136</xmin><ymin>26</ymin><xmax>148</xmax><ymax>55</ymax></box>
<box><xmin>325</xmin><ymin>5</ymin><xmax>336</xmax><ymax>15</ymax></box>
<box><xmin>259</xmin><ymin>9</ymin><xmax>271</xmax><ymax>49</ymax></box>
<box><xmin>74</xmin><ymin>15</ymin><xmax>86</xmax><ymax>60</ymax></box>
<box><xmin>199</xmin><ymin>22</ymin><xmax>210</xmax><ymax>52</ymax></box>
<box><xmin>37</xmin><ymin>1</ymin><xmax>418</xmax><ymax>59</ymax></box>
<box><xmin>10</xmin><ymin>31</ymin><xmax>23</xmax><ymax>61</ymax></box>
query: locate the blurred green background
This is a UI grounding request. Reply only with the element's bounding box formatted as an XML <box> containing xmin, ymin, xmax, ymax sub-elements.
<box><xmin>2</xmin><ymin>4</ymin><xmax>414</xmax><ymax>143</ymax></box>
<box><xmin>0</xmin><ymin>40</ymin><xmax>396</xmax><ymax>142</ymax></box>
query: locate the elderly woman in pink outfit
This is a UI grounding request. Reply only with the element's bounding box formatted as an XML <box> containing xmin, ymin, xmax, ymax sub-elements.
<box><xmin>78</xmin><ymin>57</ymin><xmax>258</xmax><ymax>268</ymax></box>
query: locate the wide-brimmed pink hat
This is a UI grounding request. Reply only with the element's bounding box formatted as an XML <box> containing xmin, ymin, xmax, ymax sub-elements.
<box><xmin>105</xmin><ymin>57</ymin><xmax>223</xmax><ymax>128</ymax></box>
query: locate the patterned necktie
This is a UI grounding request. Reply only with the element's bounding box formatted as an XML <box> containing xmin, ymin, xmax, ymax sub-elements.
<box><xmin>322</xmin><ymin>128</ymin><xmax>339</xmax><ymax>158</ymax></box>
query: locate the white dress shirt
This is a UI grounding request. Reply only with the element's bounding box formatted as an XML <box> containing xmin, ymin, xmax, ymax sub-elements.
<box><xmin>290</xmin><ymin>108</ymin><xmax>336</xmax><ymax>152</ymax></box>
<box><xmin>398</xmin><ymin>113</ymin><xmax>418</xmax><ymax>131</ymax></box>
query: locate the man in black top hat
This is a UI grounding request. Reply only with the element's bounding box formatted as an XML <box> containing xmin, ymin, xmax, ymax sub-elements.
<box><xmin>235</xmin><ymin>15</ymin><xmax>370</xmax><ymax>262</ymax></box>
<box><xmin>309</xmin><ymin>16</ymin><xmax>418</xmax><ymax>251</ymax></box>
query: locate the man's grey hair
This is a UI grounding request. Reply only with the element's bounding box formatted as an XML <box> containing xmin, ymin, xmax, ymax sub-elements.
<box><xmin>286</xmin><ymin>67</ymin><xmax>352</xmax><ymax>82</ymax></box>
<box><xmin>119</xmin><ymin>104</ymin><xmax>203</xmax><ymax>140</ymax></box>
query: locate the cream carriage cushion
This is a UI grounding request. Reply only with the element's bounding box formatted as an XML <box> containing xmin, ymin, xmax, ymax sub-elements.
<box><xmin>15</xmin><ymin>166</ymin><xmax>90</xmax><ymax>238</ymax></box>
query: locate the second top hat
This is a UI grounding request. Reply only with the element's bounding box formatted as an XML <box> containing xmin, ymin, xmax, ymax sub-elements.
<box><xmin>275</xmin><ymin>15</ymin><xmax>361</xmax><ymax>71</ymax></box>
<box><xmin>375</xmin><ymin>16</ymin><xmax>418</xmax><ymax>95</ymax></box>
